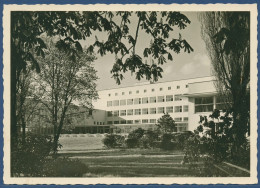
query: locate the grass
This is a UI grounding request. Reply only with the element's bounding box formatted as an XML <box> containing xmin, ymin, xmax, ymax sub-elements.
<box><xmin>59</xmin><ymin>136</ymin><xmax>104</xmax><ymax>151</ymax></box>
<box><xmin>58</xmin><ymin>136</ymin><xmax>249</xmax><ymax>177</ymax></box>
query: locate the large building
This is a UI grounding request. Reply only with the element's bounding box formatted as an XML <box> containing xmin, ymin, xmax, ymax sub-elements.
<box><xmin>83</xmin><ymin>76</ymin><xmax>226</xmax><ymax>133</ymax></box>
<box><xmin>26</xmin><ymin>76</ymin><xmax>226</xmax><ymax>134</ymax></box>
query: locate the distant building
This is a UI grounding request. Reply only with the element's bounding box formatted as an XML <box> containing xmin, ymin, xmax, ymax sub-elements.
<box><xmin>26</xmin><ymin>76</ymin><xmax>227</xmax><ymax>134</ymax></box>
<box><xmin>82</xmin><ymin>76</ymin><xmax>226</xmax><ymax>133</ymax></box>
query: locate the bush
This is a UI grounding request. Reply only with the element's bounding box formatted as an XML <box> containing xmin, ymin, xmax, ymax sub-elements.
<box><xmin>160</xmin><ymin>133</ymin><xmax>174</xmax><ymax>150</ymax></box>
<box><xmin>126</xmin><ymin>138</ymin><xmax>139</xmax><ymax>148</ymax></box>
<box><xmin>125</xmin><ymin>128</ymin><xmax>145</xmax><ymax>148</ymax></box>
<box><xmin>102</xmin><ymin>134</ymin><xmax>125</xmax><ymax>148</ymax></box>
<box><xmin>140</xmin><ymin>130</ymin><xmax>160</xmax><ymax>148</ymax></box>
<box><xmin>11</xmin><ymin>133</ymin><xmax>54</xmax><ymax>176</ymax></box>
<box><xmin>128</xmin><ymin>128</ymin><xmax>145</xmax><ymax>140</ymax></box>
<box><xmin>43</xmin><ymin>157</ymin><xmax>88</xmax><ymax>177</ymax></box>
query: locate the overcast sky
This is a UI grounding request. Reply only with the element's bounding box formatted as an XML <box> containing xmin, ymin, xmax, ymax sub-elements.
<box><xmin>83</xmin><ymin>12</ymin><xmax>211</xmax><ymax>90</ymax></box>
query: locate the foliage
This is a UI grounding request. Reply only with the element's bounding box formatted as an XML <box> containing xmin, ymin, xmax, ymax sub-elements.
<box><xmin>140</xmin><ymin>130</ymin><xmax>160</xmax><ymax>148</ymax></box>
<box><xmin>156</xmin><ymin>113</ymin><xmax>176</xmax><ymax>133</ymax></box>
<box><xmin>183</xmin><ymin>109</ymin><xmax>250</xmax><ymax>168</ymax></box>
<box><xmin>126</xmin><ymin>128</ymin><xmax>145</xmax><ymax>148</ymax></box>
<box><xmin>11</xmin><ymin>133</ymin><xmax>55</xmax><ymax>176</ymax></box>
<box><xmin>11</xmin><ymin>11</ymin><xmax>193</xmax><ymax>144</ymax></box>
<box><xmin>43</xmin><ymin>157</ymin><xmax>88</xmax><ymax>177</ymax></box>
<box><xmin>32</xmin><ymin>39</ymin><xmax>98</xmax><ymax>152</ymax></box>
<box><xmin>160</xmin><ymin>133</ymin><xmax>175</xmax><ymax>150</ymax></box>
<box><xmin>103</xmin><ymin>134</ymin><xmax>125</xmax><ymax>148</ymax></box>
<box><xmin>199</xmin><ymin>12</ymin><xmax>250</xmax><ymax>150</ymax></box>
<box><xmin>173</xmin><ymin>131</ymin><xmax>194</xmax><ymax>150</ymax></box>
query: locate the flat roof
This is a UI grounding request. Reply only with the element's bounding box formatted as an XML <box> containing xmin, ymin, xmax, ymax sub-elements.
<box><xmin>97</xmin><ymin>75</ymin><xmax>214</xmax><ymax>92</ymax></box>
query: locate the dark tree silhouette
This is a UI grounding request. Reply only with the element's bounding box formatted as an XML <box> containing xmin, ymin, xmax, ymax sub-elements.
<box><xmin>199</xmin><ymin>12</ymin><xmax>250</xmax><ymax>154</ymax></box>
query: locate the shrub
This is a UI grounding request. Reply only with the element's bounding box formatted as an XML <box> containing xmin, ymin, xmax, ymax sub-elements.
<box><xmin>125</xmin><ymin>128</ymin><xmax>145</xmax><ymax>148</ymax></box>
<box><xmin>160</xmin><ymin>133</ymin><xmax>174</xmax><ymax>150</ymax></box>
<box><xmin>140</xmin><ymin>130</ymin><xmax>160</xmax><ymax>148</ymax></box>
<box><xmin>43</xmin><ymin>157</ymin><xmax>88</xmax><ymax>177</ymax></box>
<box><xmin>102</xmin><ymin>134</ymin><xmax>125</xmax><ymax>148</ymax></box>
<box><xmin>128</xmin><ymin>128</ymin><xmax>145</xmax><ymax>140</ymax></box>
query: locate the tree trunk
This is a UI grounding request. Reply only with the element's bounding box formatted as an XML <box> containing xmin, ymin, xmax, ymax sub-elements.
<box><xmin>11</xmin><ymin>41</ymin><xmax>18</xmax><ymax>148</ymax></box>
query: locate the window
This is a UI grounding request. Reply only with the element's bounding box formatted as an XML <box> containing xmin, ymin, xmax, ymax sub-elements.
<box><xmin>142</xmin><ymin>119</ymin><xmax>149</xmax><ymax>123</ymax></box>
<box><xmin>150</xmin><ymin>119</ymin><xmax>156</xmax><ymax>123</ymax></box>
<box><xmin>122</xmin><ymin>92</ymin><xmax>125</xmax><ymax>95</ymax></box>
<box><xmin>151</xmin><ymin>88</ymin><xmax>155</xmax><ymax>92</ymax></box>
<box><xmin>107</xmin><ymin>111</ymin><xmax>113</xmax><ymax>117</ymax></box>
<box><xmin>107</xmin><ymin>101</ymin><xmax>112</xmax><ymax>107</ymax></box>
<box><xmin>183</xmin><ymin>117</ymin><xmax>189</xmax><ymax>122</ymax></box>
<box><xmin>174</xmin><ymin>95</ymin><xmax>182</xmax><ymax>101</ymax></box>
<box><xmin>108</xmin><ymin>94</ymin><xmax>111</xmax><ymax>97</ymax></box>
<box><xmin>166</xmin><ymin>106</ymin><xmax>173</xmax><ymax>113</ymax></box>
<box><xmin>114</xmin><ymin>121</ymin><xmax>119</xmax><ymax>124</ymax></box>
<box><xmin>120</xmin><ymin>120</ymin><xmax>126</xmax><ymax>124</ymax></box>
<box><xmin>97</xmin><ymin>122</ymin><xmax>99</xmax><ymax>125</ymax></box>
<box><xmin>216</xmin><ymin>96</ymin><xmax>230</xmax><ymax>110</ymax></box>
<box><xmin>142</xmin><ymin>108</ymin><xmax>148</xmax><ymax>115</ymax></box>
<box><xmin>166</xmin><ymin>95</ymin><xmax>173</xmax><ymax>102</ymax></box>
<box><xmin>136</xmin><ymin>90</ymin><xmax>139</xmax><ymax>94</ymax></box>
<box><xmin>186</xmin><ymin>85</ymin><xmax>189</xmax><ymax>88</ymax></box>
<box><xmin>115</xmin><ymin>93</ymin><xmax>118</xmax><ymax>96</ymax></box>
<box><xmin>160</xmin><ymin>88</ymin><xmax>163</xmax><ymax>91</ymax></box>
<box><xmin>135</xmin><ymin>120</ymin><xmax>141</xmax><ymax>124</ymax></box>
<box><xmin>113</xmin><ymin>110</ymin><xmax>119</xmax><ymax>116</ymax></box>
<box><xmin>158</xmin><ymin>96</ymin><xmax>165</xmax><ymax>102</ymax></box>
<box><xmin>150</xmin><ymin>96</ymin><xmax>156</xmax><ymax>103</ymax></box>
<box><xmin>142</xmin><ymin>97</ymin><xmax>149</xmax><ymax>104</ymax></box>
<box><xmin>127</xmin><ymin>99</ymin><xmax>133</xmax><ymax>105</ymax></box>
<box><xmin>150</xmin><ymin>108</ymin><xmax>156</xmax><ymax>114</ymax></box>
<box><xmin>175</xmin><ymin>106</ymin><xmax>182</xmax><ymax>112</ymax></box>
<box><xmin>183</xmin><ymin>105</ymin><xmax>189</xmax><ymax>112</ymax></box>
<box><xmin>168</xmin><ymin>86</ymin><xmax>171</xmax><ymax>90</ymax></box>
<box><xmin>177</xmin><ymin>86</ymin><xmax>180</xmax><ymax>89</ymax></box>
<box><xmin>134</xmin><ymin>98</ymin><xmax>141</xmax><ymax>104</ymax></box>
<box><xmin>127</xmin><ymin>109</ymin><xmax>133</xmax><ymax>116</ymax></box>
<box><xmin>174</xmin><ymin>117</ymin><xmax>182</xmax><ymax>122</ymax></box>
<box><xmin>129</xmin><ymin>91</ymin><xmax>132</xmax><ymax>95</ymax></box>
<box><xmin>119</xmin><ymin>99</ymin><xmax>126</xmax><ymax>106</ymax></box>
<box><xmin>158</xmin><ymin>107</ymin><xmax>165</xmax><ymax>114</ymax></box>
<box><xmin>134</xmin><ymin>109</ymin><xmax>141</xmax><ymax>115</ymax></box>
<box><xmin>113</xmin><ymin>100</ymin><xmax>119</xmax><ymax>106</ymax></box>
<box><xmin>144</xmin><ymin>89</ymin><xmax>147</xmax><ymax>93</ymax></box>
<box><xmin>107</xmin><ymin>121</ymin><xmax>113</xmax><ymax>125</ymax></box>
<box><xmin>94</xmin><ymin>121</ymin><xmax>96</xmax><ymax>125</ymax></box>
<box><xmin>120</xmin><ymin>110</ymin><xmax>126</xmax><ymax>116</ymax></box>
<box><xmin>195</xmin><ymin>97</ymin><xmax>214</xmax><ymax>113</ymax></box>
<box><xmin>127</xmin><ymin>120</ymin><xmax>133</xmax><ymax>124</ymax></box>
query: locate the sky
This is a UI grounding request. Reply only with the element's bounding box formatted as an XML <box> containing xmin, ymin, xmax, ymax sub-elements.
<box><xmin>83</xmin><ymin>12</ymin><xmax>212</xmax><ymax>90</ymax></box>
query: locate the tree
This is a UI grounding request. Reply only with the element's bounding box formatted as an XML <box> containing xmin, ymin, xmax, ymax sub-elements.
<box><xmin>11</xmin><ymin>11</ymin><xmax>194</xmax><ymax>153</ymax></box>
<box><xmin>16</xmin><ymin>68</ymin><xmax>41</xmax><ymax>143</ymax></box>
<box><xmin>32</xmin><ymin>39</ymin><xmax>98</xmax><ymax>152</ymax></box>
<box><xmin>199</xmin><ymin>12</ymin><xmax>250</xmax><ymax>152</ymax></box>
<box><xmin>156</xmin><ymin>113</ymin><xmax>176</xmax><ymax>133</ymax></box>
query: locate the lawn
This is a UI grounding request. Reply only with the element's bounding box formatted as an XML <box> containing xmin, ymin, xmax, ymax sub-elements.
<box><xmin>58</xmin><ymin>135</ymin><xmax>250</xmax><ymax>177</ymax></box>
<box><xmin>59</xmin><ymin>134</ymin><xmax>105</xmax><ymax>152</ymax></box>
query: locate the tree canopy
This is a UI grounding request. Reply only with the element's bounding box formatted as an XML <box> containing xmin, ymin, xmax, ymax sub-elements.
<box><xmin>199</xmin><ymin>12</ymin><xmax>250</xmax><ymax>148</ymax></box>
<box><xmin>11</xmin><ymin>11</ymin><xmax>193</xmax><ymax>140</ymax></box>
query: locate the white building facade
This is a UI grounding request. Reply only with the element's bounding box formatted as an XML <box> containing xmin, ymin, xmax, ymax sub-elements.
<box><xmin>84</xmin><ymin>76</ymin><xmax>225</xmax><ymax>134</ymax></box>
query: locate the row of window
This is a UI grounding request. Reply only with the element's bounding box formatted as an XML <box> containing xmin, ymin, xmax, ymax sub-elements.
<box><xmin>107</xmin><ymin>106</ymin><xmax>189</xmax><ymax>117</ymax></box>
<box><xmin>108</xmin><ymin>85</ymin><xmax>189</xmax><ymax>97</ymax></box>
<box><xmin>107</xmin><ymin>95</ymin><xmax>183</xmax><ymax>107</ymax></box>
<box><xmin>94</xmin><ymin>121</ymin><xmax>105</xmax><ymax>125</ymax></box>
<box><xmin>194</xmin><ymin>96</ymin><xmax>228</xmax><ymax>113</ymax></box>
<box><xmin>107</xmin><ymin>117</ymin><xmax>188</xmax><ymax>125</ymax></box>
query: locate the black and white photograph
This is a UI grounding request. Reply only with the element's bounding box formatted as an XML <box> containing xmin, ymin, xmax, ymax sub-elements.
<box><xmin>2</xmin><ymin>3</ymin><xmax>258</xmax><ymax>185</ymax></box>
